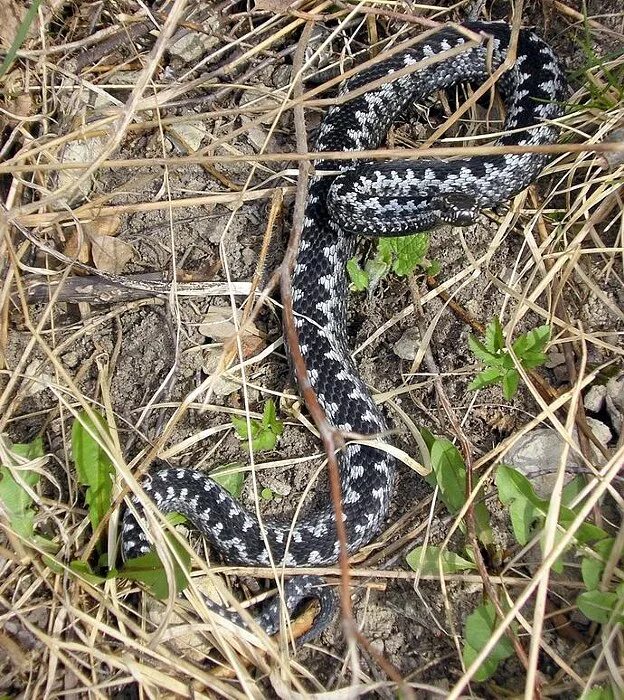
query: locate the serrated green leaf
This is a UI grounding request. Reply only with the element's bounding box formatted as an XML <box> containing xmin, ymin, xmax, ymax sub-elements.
<box><xmin>121</xmin><ymin>536</ymin><xmax>191</xmax><ymax>600</ymax></box>
<box><xmin>347</xmin><ymin>257</ymin><xmax>369</xmax><ymax>291</ymax></box>
<box><xmin>462</xmin><ymin>601</ymin><xmax>515</xmax><ymax>681</ymax></box>
<box><xmin>211</xmin><ymin>464</ymin><xmax>245</xmax><ymax>498</ymax></box>
<box><xmin>468</xmin><ymin>335</ymin><xmax>500</xmax><ymax>366</ymax></box>
<box><xmin>388</xmin><ymin>233</ymin><xmax>429</xmax><ymax>276</ymax></box>
<box><xmin>512</xmin><ymin>325</ymin><xmax>550</xmax><ymax>357</ymax></box>
<box><xmin>468</xmin><ymin>366</ymin><xmax>505</xmax><ymax>391</ymax></box>
<box><xmin>577</xmin><ymin>590</ymin><xmax>622</xmax><ymax>624</ymax></box>
<box><xmin>501</xmin><ymin>369</ymin><xmax>520</xmax><ymax>400</ymax></box>
<box><xmin>406</xmin><ymin>545</ymin><xmax>476</xmax><ymax>575</ymax></box>
<box><xmin>0</xmin><ymin>438</ymin><xmax>44</xmax><ymax>542</ymax></box>
<box><xmin>72</xmin><ymin>411</ymin><xmax>115</xmax><ymax>533</ymax></box>
<box><xmin>484</xmin><ymin>318</ymin><xmax>504</xmax><ymax>354</ymax></box>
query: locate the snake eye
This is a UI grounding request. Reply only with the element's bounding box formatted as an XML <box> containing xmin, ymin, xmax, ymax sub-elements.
<box><xmin>434</xmin><ymin>194</ymin><xmax>479</xmax><ymax>226</ymax></box>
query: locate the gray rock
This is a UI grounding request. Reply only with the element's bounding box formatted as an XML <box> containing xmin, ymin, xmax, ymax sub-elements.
<box><xmin>393</xmin><ymin>327</ymin><xmax>420</xmax><ymax>361</ymax></box>
<box><xmin>503</xmin><ymin>419</ymin><xmax>611</xmax><ymax>499</ymax></box>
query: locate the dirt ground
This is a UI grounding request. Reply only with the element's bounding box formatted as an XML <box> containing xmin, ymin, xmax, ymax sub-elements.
<box><xmin>1</xmin><ymin>0</ymin><xmax>623</xmax><ymax>698</ymax></box>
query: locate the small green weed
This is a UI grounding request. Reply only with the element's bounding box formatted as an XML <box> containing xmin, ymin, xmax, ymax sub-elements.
<box><xmin>231</xmin><ymin>399</ymin><xmax>284</xmax><ymax>451</ymax></box>
<box><xmin>468</xmin><ymin>318</ymin><xmax>550</xmax><ymax>400</ymax></box>
<box><xmin>347</xmin><ymin>233</ymin><xmax>437</xmax><ymax>292</ymax></box>
<box><xmin>409</xmin><ymin>429</ymin><xmax>621</xmax><ymax>683</ymax></box>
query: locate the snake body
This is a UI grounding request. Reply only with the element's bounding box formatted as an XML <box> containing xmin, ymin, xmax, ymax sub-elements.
<box><xmin>122</xmin><ymin>22</ymin><xmax>566</xmax><ymax>639</ymax></box>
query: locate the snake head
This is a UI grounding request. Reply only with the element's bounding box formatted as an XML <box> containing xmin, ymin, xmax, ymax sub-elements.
<box><xmin>432</xmin><ymin>193</ymin><xmax>480</xmax><ymax>227</ymax></box>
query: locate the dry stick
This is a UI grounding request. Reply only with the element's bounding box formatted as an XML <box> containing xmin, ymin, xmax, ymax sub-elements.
<box><xmin>14</xmin><ymin>270</ymin><xmax>230</xmax><ymax>305</ymax></box>
<box><xmin>408</xmin><ymin>278</ymin><xmax>536</xmax><ymax>691</ymax></box>
<box><xmin>279</xmin><ymin>19</ymin><xmax>362</xmax><ymax>652</ymax></box>
<box><xmin>4</xmin><ymin>142</ymin><xmax>624</xmax><ymax>180</ymax></box>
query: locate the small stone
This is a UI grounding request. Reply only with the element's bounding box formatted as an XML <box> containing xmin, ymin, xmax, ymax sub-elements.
<box><xmin>369</xmin><ymin>638</ymin><xmax>384</xmax><ymax>654</ymax></box>
<box><xmin>584</xmin><ymin>384</ymin><xmax>607</xmax><ymax>413</ymax></box>
<box><xmin>166</xmin><ymin>121</ymin><xmax>206</xmax><ymax>153</ymax></box>
<box><xmin>63</xmin><ymin>351</ymin><xmax>79</xmax><ymax>369</ymax></box>
<box><xmin>393</xmin><ymin>327</ymin><xmax>420</xmax><ymax>361</ymax></box>
<box><xmin>545</xmin><ymin>351</ymin><xmax>566</xmax><ymax>368</ymax></box>
<box><xmin>169</xmin><ymin>27</ymin><xmax>219</xmax><ymax>63</ymax></box>
<box><xmin>503</xmin><ymin>422</ymin><xmax>611</xmax><ymax>499</ymax></box>
<box><xmin>606</xmin><ymin>373</ymin><xmax>624</xmax><ymax>434</ymax></box>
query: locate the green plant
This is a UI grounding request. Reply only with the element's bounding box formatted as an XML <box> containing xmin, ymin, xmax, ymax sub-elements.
<box><xmin>231</xmin><ymin>399</ymin><xmax>284</xmax><ymax>451</ymax></box>
<box><xmin>408</xmin><ymin>427</ymin><xmax>621</xmax><ymax>683</ymax></box>
<box><xmin>0</xmin><ymin>0</ymin><xmax>43</xmax><ymax>79</ymax></box>
<box><xmin>468</xmin><ymin>318</ymin><xmax>550</xmax><ymax>400</ymax></box>
<box><xmin>0</xmin><ymin>437</ymin><xmax>56</xmax><ymax>552</ymax></box>
<box><xmin>347</xmin><ymin>233</ymin><xmax>437</xmax><ymax>292</ymax></box>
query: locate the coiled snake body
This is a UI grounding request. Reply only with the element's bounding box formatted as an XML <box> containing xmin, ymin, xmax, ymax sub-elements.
<box><xmin>122</xmin><ymin>22</ymin><xmax>566</xmax><ymax>640</ymax></box>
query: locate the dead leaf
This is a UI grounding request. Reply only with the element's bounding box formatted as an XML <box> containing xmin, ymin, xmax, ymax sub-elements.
<box><xmin>90</xmin><ymin>234</ymin><xmax>134</xmax><ymax>274</ymax></box>
<box><xmin>63</xmin><ymin>229</ymin><xmax>90</xmax><ymax>264</ymax></box>
<box><xmin>84</xmin><ymin>214</ymin><xmax>122</xmax><ymax>238</ymax></box>
<box><xmin>199</xmin><ymin>307</ymin><xmax>265</xmax><ymax>358</ymax></box>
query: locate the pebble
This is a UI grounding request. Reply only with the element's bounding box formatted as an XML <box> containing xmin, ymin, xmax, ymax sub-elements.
<box><xmin>503</xmin><ymin>419</ymin><xmax>612</xmax><ymax>499</ymax></box>
<box><xmin>393</xmin><ymin>327</ymin><xmax>420</xmax><ymax>361</ymax></box>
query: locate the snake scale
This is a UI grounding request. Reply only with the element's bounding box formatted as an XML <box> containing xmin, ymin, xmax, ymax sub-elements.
<box><xmin>122</xmin><ymin>21</ymin><xmax>567</xmax><ymax>641</ymax></box>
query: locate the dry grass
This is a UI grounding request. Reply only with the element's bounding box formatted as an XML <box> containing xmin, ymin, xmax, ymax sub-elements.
<box><xmin>1</xmin><ymin>0</ymin><xmax>623</xmax><ymax>698</ymax></box>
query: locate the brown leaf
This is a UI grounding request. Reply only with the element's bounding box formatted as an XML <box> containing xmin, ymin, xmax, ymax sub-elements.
<box><xmin>90</xmin><ymin>234</ymin><xmax>134</xmax><ymax>274</ymax></box>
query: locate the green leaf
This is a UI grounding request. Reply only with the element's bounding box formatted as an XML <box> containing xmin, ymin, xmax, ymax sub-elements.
<box><xmin>582</xmin><ymin>686</ymin><xmax>616</xmax><ymax>700</ymax></box>
<box><xmin>496</xmin><ymin>465</ymin><xmax>608</xmax><ymax>550</ymax></box>
<box><xmin>512</xmin><ymin>325</ymin><xmax>550</xmax><ymax>358</ymax></box>
<box><xmin>232</xmin><ymin>400</ymin><xmax>283</xmax><ymax>452</ymax></box>
<box><xmin>211</xmin><ymin>464</ymin><xmax>245</xmax><ymax>498</ymax></box>
<box><xmin>71</xmin><ymin>411</ymin><xmax>115</xmax><ymax>533</ymax></box>
<box><xmin>577</xmin><ymin>590</ymin><xmax>622</xmax><ymax>624</ymax></box>
<box><xmin>468</xmin><ymin>335</ymin><xmax>500</xmax><ymax>366</ymax></box>
<box><xmin>501</xmin><ymin>369</ymin><xmax>520</xmax><ymax>400</ymax></box>
<box><xmin>364</xmin><ymin>255</ymin><xmax>391</xmax><ymax>290</ymax></box>
<box><xmin>406</xmin><ymin>545</ymin><xmax>476</xmax><ymax>575</ymax></box>
<box><xmin>428</xmin><ymin>438</ymin><xmax>493</xmax><ymax>547</ymax></box>
<box><xmin>462</xmin><ymin>601</ymin><xmax>515</xmax><ymax>681</ymax></box>
<box><xmin>430</xmin><ymin>439</ymin><xmax>466</xmax><ymax>515</ymax></box>
<box><xmin>484</xmin><ymin>318</ymin><xmax>504</xmax><ymax>354</ymax></box>
<box><xmin>70</xmin><ymin>560</ymin><xmax>107</xmax><ymax>585</ymax></box>
<box><xmin>581</xmin><ymin>538</ymin><xmax>615</xmax><ymax>590</ymax></box>
<box><xmin>425</xmin><ymin>259</ymin><xmax>441</xmax><ymax>277</ymax></box>
<box><xmin>261</xmin><ymin>487</ymin><xmax>273</xmax><ymax>500</ymax></box>
<box><xmin>388</xmin><ymin>233</ymin><xmax>429</xmax><ymax>277</ymax></box>
<box><xmin>561</xmin><ymin>475</ymin><xmax>586</xmax><ymax>508</ymax></box>
<box><xmin>0</xmin><ymin>437</ymin><xmax>44</xmax><ymax>541</ymax></box>
<box><xmin>0</xmin><ymin>0</ymin><xmax>43</xmax><ymax>79</ymax></box>
<box><xmin>468</xmin><ymin>366</ymin><xmax>504</xmax><ymax>391</ymax></box>
<box><xmin>347</xmin><ymin>257</ymin><xmax>369</xmax><ymax>291</ymax></box>
<box><xmin>121</xmin><ymin>536</ymin><xmax>191</xmax><ymax>600</ymax></box>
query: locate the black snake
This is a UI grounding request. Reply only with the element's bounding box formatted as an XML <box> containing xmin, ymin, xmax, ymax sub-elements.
<box><xmin>122</xmin><ymin>21</ymin><xmax>567</xmax><ymax>641</ymax></box>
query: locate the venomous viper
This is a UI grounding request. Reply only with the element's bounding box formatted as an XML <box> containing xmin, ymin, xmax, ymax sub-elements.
<box><xmin>122</xmin><ymin>21</ymin><xmax>567</xmax><ymax>642</ymax></box>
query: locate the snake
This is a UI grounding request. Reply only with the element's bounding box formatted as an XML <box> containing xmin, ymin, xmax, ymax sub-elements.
<box><xmin>121</xmin><ymin>21</ymin><xmax>567</xmax><ymax>642</ymax></box>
